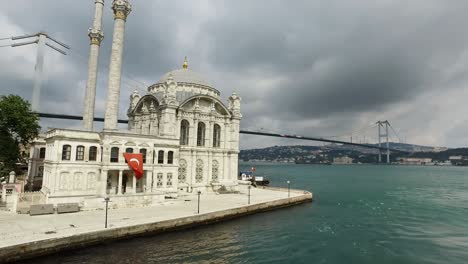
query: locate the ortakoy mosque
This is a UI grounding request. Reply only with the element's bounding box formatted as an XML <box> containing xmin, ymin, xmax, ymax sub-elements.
<box><xmin>27</xmin><ymin>0</ymin><xmax>242</xmax><ymax>209</ymax></box>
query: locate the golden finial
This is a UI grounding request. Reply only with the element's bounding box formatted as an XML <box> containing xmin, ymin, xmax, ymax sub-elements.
<box><xmin>183</xmin><ymin>56</ymin><xmax>188</xmax><ymax>69</ymax></box>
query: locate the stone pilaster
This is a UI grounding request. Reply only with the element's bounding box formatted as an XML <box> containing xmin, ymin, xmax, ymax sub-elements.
<box><xmin>101</xmin><ymin>169</ymin><xmax>108</xmax><ymax>196</ymax></box>
<box><xmin>83</xmin><ymin>0</ymin><xmax>105</xmax><ymax>131</ymax></box>
<box><xmin>103</xmin><ymin>0</ymin><xmax>132</xmax><ymax>131</ymax></box>
<box><xmin>228</xmin><ymin>92</ymin><xmax>242</xmax><ymax>151</ymax></box>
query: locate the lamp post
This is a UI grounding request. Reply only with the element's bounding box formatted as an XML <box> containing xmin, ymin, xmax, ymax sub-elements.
<box><xmin>248</xmin><ymin>185</ymin><xmax>251</xmax><ymax>205</ymax></box>
<box><xmin>287</xmin><ymin>180</ymin><xmax>290</xmax><ymax>198</ymax></box>
<box><xmin>104</xmin><ymin>197</ymin><xmax>110</xmax><ymax>228</ymax></box>
<box><xmin>197</xmin><ymin>191</ymin><xmax>201</xmax><ymax>214</ymax></box>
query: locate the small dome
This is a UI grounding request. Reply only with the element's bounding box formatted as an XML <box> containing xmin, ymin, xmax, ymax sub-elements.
<box><xmin>156</xmin><ymin>68</ymin><xmax>213</xmax><ymax>88</ymax></box>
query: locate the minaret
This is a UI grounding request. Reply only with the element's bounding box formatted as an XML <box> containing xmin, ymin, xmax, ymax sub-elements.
<box><xmin>103</xmin><ymin>0</ymin><xmax>132</xmax><ymax>131</ymax></box>
<box><xmin>83</xmin><ymin>0</ymin><xmax>105</xmax><ymax>131</ymax></box>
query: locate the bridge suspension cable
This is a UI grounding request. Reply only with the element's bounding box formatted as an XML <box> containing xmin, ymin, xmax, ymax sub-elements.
<box><xmin>34</xmin><ymin>112</ymin><xmax>409</xmax><ymax>154</ymax></box>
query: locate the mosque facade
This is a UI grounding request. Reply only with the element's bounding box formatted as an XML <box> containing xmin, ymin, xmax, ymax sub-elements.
<box><xmin>27</xmin><ymin>0</ymin><xmax>241</xmax><ymax>209</ymax></box>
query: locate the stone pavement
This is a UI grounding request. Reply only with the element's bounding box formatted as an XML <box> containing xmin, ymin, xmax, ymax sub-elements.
<box><xmin>0</xmin><ymin>187</ymin><xmax>301</xmax><ymax>248</ymax></box>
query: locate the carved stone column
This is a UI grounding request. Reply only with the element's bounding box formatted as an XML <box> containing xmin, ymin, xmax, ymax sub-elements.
<box><xmin>83</xmin><ymin>0</ymin><xmax>105</xmax><ymax>131</ymax></box>
<box><xmin>118</xmin><ymin>170</ymin><xmax>123</xmax><ymax>195</ymax></box>
<box><xmin>101</xmin><ymin>169</ymin><xmax>108</xmax><ymax>196</ymax></box>
<box><xmin>103</xmin><ymin>0</ymin><xmax>132</xmax><ymax>131</ymax></box>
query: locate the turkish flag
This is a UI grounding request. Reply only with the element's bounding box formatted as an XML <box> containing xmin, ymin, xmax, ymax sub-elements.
<box><xmin>123</xmin><ymin>153</ymin><xmax>144</xmax><ymax>180</ymax></box>
<box><xmin>251</xmin><ymin>167</ymin><xmax>256</xmax><ymax>172</ymax></box>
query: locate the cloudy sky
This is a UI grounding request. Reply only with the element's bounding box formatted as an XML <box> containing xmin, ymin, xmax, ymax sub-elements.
<box><xmin>1</xmin><ymin>0</ymin><xmax>468</xmax><ymax>149</ymax></box>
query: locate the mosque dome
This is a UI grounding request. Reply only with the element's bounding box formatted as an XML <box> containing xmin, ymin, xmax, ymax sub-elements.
<box><xmin>148</xmin><ymin>57</ymin><xmax>220</xmax><ymax>102</ymax></box>
<box><xmin>156</xmin><ymin>68</ymin><xmax>213</xmax><ymax>88</ymax></box>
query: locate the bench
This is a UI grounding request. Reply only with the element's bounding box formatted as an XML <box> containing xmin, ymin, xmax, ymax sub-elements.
<box><xmin>29</xmin><ymin>204</ymin><xmax>54</xmax><ymax>216</ymax></box>
<box><xmin>56</xmin><ymin>203</ymin><xmax>80</xmax><ymax>214</ymax></box>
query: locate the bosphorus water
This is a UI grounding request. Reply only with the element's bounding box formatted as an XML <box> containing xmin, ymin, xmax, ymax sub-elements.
<box><xmin>22</xmin><ymin>164</ymin><xmax>468</xmax><ymax>264</ymax></box>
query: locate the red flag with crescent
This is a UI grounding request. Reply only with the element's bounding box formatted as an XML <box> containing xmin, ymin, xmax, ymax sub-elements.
<box><xmin>123</xmin><ymin>153</ymin><xmax>144</xmax><ymax>180</ymax></box>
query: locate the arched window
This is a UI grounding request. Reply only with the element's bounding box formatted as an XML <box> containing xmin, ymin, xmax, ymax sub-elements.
<box><xmin>110</xmin><ymin>147</ymin><xmax>119</xmax><ymax>163</ymax></box>
<box><xmin>197</xmin><ymin>122</ymin><xmax>206</xmax><ymax>146</ymax></box>
<box><xmin>125</xmin><ymin>148</ymin><xmax>133</xmax><ymax>163</ymax></box>
<box><xmin>38</xmin><ymin>166</ymin><xmax>44</xmax><ymax>177</ymax></box>
<box><xmin>89</xmin><ymin>146</ymin><xmax>98</xmax><ymax>161</ymax></box>
<box><xmin>39</xmin><ymin>147</ymin><xmax>46</xmax><ymax>159</ymax></box>
<box><xmin>213</xmin><ymin>124</ymin><xmax>221</xmax><ymax>148</ymax></box>
<box><xmin>168</xmin><ymin>151</ymin><xmax>174</xmax><ymax>164</ymax></box>
<box><xmin>76</xmin><ymin>145</ymin><xmax>85</xmax><ymax>161</ymax></box>
<box><xmin>158</xmin><ymin>150</ymin><xmax>164</xmax><ymax>164</ymax></box>
<box><xmin>139</xmin><ymin>148</ymin><xmax>147</xmax><ymax>163</ymax></box>
<box><xmin>62</xmin><ymin>145</ymin><xmax>71</xmax><ymax>160</ymax></box>
<box><xmin>180</xmin><ymin>120</ymin><xmax>189</xmax><ymax>145</ymax></box>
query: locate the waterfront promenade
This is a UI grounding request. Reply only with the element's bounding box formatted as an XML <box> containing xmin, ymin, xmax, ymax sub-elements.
<box><xmin>0</xmin><ymin>187</ymin><xmax>312</xmax><ymax>262</ymax></box>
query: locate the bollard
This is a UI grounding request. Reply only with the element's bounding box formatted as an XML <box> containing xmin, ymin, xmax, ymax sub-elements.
<box><xmin>287</xmin><ymin>180</ymin><xmax>290</xmax><ymax>198</ymax></box>
<box><xmin>197</xmin><ymin>191</ymin><xmax>201</xmax><ymax>214</ymax></box>
<box><xmin>248</xmin><ymin>185</ymin><xmax>251</xmax><ymax>205</ymax></box>
<box><xmin>104</xmin><ymin>197</ymin><xmax>110</xmax><ymax>228</ymax></box>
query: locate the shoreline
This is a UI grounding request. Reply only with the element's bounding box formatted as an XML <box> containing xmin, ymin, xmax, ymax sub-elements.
<box><xmin>0</xmin><ymin>187</ymin><xmax>312</xmax><ymax>263</ymax></box>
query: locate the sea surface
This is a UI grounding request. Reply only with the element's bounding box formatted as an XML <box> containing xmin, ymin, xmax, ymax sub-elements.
<box><xmin>20</xmin><ymin>164</ymin><xmax>468</xmax><ymax>264</ymax></box>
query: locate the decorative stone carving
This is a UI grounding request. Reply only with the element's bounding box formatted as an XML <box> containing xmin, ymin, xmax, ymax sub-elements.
<box><xmin>149</xmin><ymin>101</ymin><xmax>155</xmax><ymax>112</ymax></box>
<box><xmin>87</xmin><ymin>172</ymin><xmax>96</xmax><ymax>190</ymax></box>
<box><xmin>194</xmin><ymin>98</ymin><xmax>200</xmax><ymax>111</ymax></box>
<box><xmin>178</xmin><ymin>159</ymin><xmax>187</xmax><ymax>183</ymax></box>
<box><xmin>212</xmin><ymin>160</ymin><xmax>219</xmax><ymax>182</ymax></box>
<box><xmin>196</xmin><ymin>159</ymin><xmax>203</xmax><ymax>183</ymax></box>
<box><xmin>210</xmin><ymin>101</ymin><xmax>216</xmax><ymax>114</ymax></box>
<box><xmin>74</xmin><ymin>172</ymin><xmax>83</xmax><ymax>190</ymax></box>
<box><xmin>59</xmin><ymin>172</ymin><xmax>69</xmax><ymax>190</ymax></box>
<box><xmin>129</xmin><ymin>89</ymin><xmax>140</xmax><ymax>112</ymax></box>
<box><xmin>163</xmin><ymin>74</ymin><xmax>178</xmax><ymax>106</ymax></box>
<box><xmin>141</xmin><ymin>103</ymin><xmax>148</xmax><ymax>114</ymax></box>
<box><xmin>229</xmin><ymin>92</ymin><xmax>242</xmax><ymax>118</ymax></box>
<box><xmin>167</xmin><ymin>173</ymin><xmax>173</xmax><ymax>187</ymax></box>
<box><xmin>88</xmin><ymin>28</ymin><xmax>104</xmax><ymax>46</ymax></box>
<box><xmin>157</xmin><ymin>173</ymin><xmax>163</xmax><ymax>188</ymax></box>
<box><xmin>112</xmin><ymin>0</ymin><xmax>132</xmax><ymax>21</ymax></box>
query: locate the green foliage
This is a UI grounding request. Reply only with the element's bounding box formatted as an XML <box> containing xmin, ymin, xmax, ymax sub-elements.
<box><xmin>0</xmin><ymin>95</ymin><xmax>40</xmax><ymax>175</ymax></box>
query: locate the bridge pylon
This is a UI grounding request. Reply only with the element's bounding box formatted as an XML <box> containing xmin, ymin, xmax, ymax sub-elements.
<box><xmin>377</xmin><ymin>120</ymin><xmax>390</xmax><ymax>164</ymax></box>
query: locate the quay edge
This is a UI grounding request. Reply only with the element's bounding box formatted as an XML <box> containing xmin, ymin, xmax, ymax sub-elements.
<box><xmin>0</xmin><ymin>188</ymin><xmax>312</xmax><ymax>263</ymax></box>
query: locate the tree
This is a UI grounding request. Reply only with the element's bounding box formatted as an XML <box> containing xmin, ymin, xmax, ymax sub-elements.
<box><xmin>0</xmin><ymin>95</ymin><xmax>40</xmax><ymax>176</ymax></box>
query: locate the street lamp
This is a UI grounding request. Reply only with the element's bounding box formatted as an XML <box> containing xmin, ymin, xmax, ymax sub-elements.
<box><xmin>248</xmin><ymin>185</ymin><xmax>251</xmax><ymax>205</ymax></box>
<box><xmin>197</xmin><ymin>191</ymin><xmax>201</xmax><ymax>214</ymax></box>
<box><xmin>287</xmin><ymin>180</ymin><xmax>290</xmax><ymax>198</ymax></box>
<box><xmin>104</xmin><ymin>197</ymin><xmax>110</xmax><ymax>228</ymax></box>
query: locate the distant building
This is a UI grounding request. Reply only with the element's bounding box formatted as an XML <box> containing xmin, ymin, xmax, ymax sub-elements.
<box><xmin>397</xmin><ymin>157</ymin><xmax>432</xmax><ymax>165</ymax></box>
<box><xmin>27</xmin><ymin>135</ymin><xmax>46</xmax><ymax>191</ymax></box>
<box><xmin>333</xmin><ymin>156</ymin><xmax>353</xmax><ymax>165</ymax></box>
<box><xmin>432</xmin><ymin>147</ymin><xmax>448</xmax><ymax>152</ymax></box>
<box><xmin>449</xmin><ymin>156</ymin><xmax>468</xmax><ymax>166</ymax></box>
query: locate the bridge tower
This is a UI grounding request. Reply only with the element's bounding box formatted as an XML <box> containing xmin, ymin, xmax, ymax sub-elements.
<box><xmin>377</xmin><ymin>120</ymin><xmax>390</xmax><ymax>163</ymax></box>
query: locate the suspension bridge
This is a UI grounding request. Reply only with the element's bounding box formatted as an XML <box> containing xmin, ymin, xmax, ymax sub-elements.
<box><xmin>36</xmin><ymin>112</ymin><xmax>408</xmax><ymax>163</ymax></box>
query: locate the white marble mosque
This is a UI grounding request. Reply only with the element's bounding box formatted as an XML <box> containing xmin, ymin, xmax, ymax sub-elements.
<box><xmin>27</xmin><ymin>0</ymin><xmax>242</xmax><ymax>209</ymax></box>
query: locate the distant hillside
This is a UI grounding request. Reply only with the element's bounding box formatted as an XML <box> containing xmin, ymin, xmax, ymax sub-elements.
<box><xmin>239</xmin><ymin>143</ymin><xmax>455</xmax><ymax>163</ymax></box>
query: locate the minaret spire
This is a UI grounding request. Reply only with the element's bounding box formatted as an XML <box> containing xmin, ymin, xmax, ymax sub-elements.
<box><xmin>83</xmin><ymin>0</ymin><xmax>105</xmax><ymax>131</ymax></box>
<box><xmin>183</xmin><ymin>56</ymin><xmax>188</xmax><ymax>69</ymax></box>
<box><xmin>103</xmin><ymin>0</ymin><xmax>132</xmax><ymax>131</ymax></box>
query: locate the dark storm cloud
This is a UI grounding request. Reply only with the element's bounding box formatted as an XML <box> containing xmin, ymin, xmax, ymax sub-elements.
<box><xmin>1</xmin><ymin>0</ymin><xmax>468</xmax><ymax>147</ymax></box>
